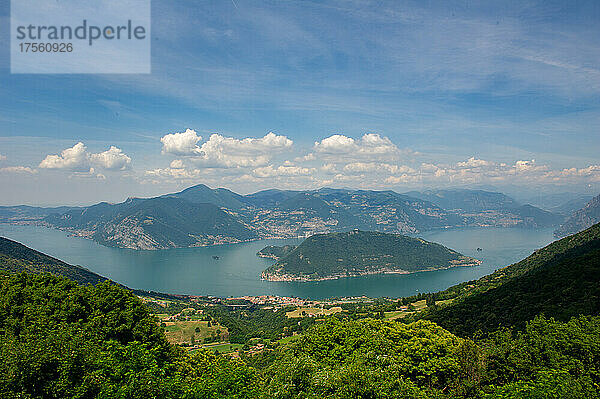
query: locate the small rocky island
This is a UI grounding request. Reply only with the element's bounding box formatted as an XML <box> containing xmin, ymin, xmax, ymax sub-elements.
<box><xmin>260</xmin><ymin>230</ymin><xmax>480</xmax><ymax>282</ymax></box>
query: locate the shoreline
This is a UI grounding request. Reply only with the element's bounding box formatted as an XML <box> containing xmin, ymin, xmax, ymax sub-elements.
<box><xmin>261</xmin><ymin>259</ymin><xmax>483</xmax><ymax>282</ymax></box>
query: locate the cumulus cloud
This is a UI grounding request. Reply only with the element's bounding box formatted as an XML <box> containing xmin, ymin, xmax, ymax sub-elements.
<box><xmin>146</xmin><ymin>128</ymin><xmax>600</xmax><ymax>191</ymax></box>
<box><xmin>561</xmin><ymin>165</ymin><xmax>600</xmax><ymax>176</ymax></box>
<box><xmin>514</xmin><ymin>159</ymin><xmax>535</xmax><ymax>171</ymax></box>
<box><xmin>313</xmin><ymin>133</ymin><xmax>403</xmax><ymax>161</ymax></box>
<box><xmin>170</xmin><ymin>159</ymin><xmax>185</xmax><ymax>169</ymax></box>
<box><xmin>409</xmin><ymin>157</ymin><xmax>590</xmax><ymax>186</ymax></box>
<box><xmin>295</xmin><ymin>153</ymin><xmax>316</xmax><ymax>162</ymax></box>
<box><xmin>89</xmin><ymin>146</ymin><xmax>131</xmax><ymax>171</ymax></box>
<box><xmin>160</xmin><ymin>131</ymin><xmax>293</xmax><ymax>168</ymax></box>
<box><xmin>385</xmin><ymin>174</ymin><xmax>420</xmax><ymax>184</ymax></box>
<box><xmin>145</xmin><ymin>167</ymin><xmax>203</xmax><ymax>180</ymax></box>
<box><xmin>343</xmin><ymin>162</ymin><xmax>415</xmax><ymax>174</ymax></box>
<box><xmin>160</xmin><ymin>128</ymin><xmax>203</xmax><ymax>156</ymax></box>
<box><xmin>547</xmin><ymin>165</ymin><xmax>600</xmax><ymax>181</ymax></box>
<box><xmin>320</xmin><ymin>163</ymin><xmax>339</xmax><ymax>174</ymax></box>
<box><xmin>0</xmin><ymin>166</ymin><xmax>37</xmax><ymax>174</ymax></box>
<box><xmin>457</xmin><ymin>157</ymin><xmax>491</xmax><ymax>168</ymax></box>
<box><xmin>314</xmin><ymin>134</ymin><xmax>356</xmax><ymax>153</ymax></box>
<box><xmin>253</xmin><ymin>164</ymin><xmax>315</xmax><ymax>178</ymax></box>
<box><xmin>39</xmin><ymin>142</ymin><xmax>90</xmax><ymax>171</ymax></box>
<box><xmin>39</xmin><ymin>142</ymin><xmax>132</xmax><ymax>173</ymax></box>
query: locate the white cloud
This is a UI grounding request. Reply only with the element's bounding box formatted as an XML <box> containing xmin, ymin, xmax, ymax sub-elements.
<box><xmin>147</xmin><ymin>129</ymin><xmax>600</xmax><ymax>191</ymax></box>
<box><xmin>547</xmin><ymin>165</ymin><xmax>600</xmax><ymax>181</ymax></box>
<box><xmin>0</xmin><ymin>166</ymin><xmax>36</xmax><ymax>174</ymax></box>
<box><xmin>457</xmin><ymin>157</ymin><xmax>491</xmax><ymax>168</ymax></box>
<box><xmin>420</xmin><ymin>162</ymin><xmax>440</xmax><ymax>172</ymax></box>
<box><xmin>320</xmin><ymin>163</ymin><xmax>338</xmax><ymax>174</ymax></box>
<box><xmin>253</xmin><ymin>164</ymin><xmax>315</xmax><ymax>178</ymax></box>
<box><xmin>145</xmin><ymin>167</ymin><xmax>203</xmax><ymax>180</ymax></box>
<box><xmin>314</xmin><ymin>133</ymin><xmax>402</xmax><ymax>161</ymax></box>
<box><xmin>89</xmin><ymin>146</ymin><xmax>131</xmax><ymax>171</ymax></box>
<box><xmin>39</xmin><ymin>142</ymin><xmax>90</xmax><ymax>172</ymax></box>
<box><xmin>314</xmin><ymin>134</ymin><xmax>356</xmax><ymax>153</ymax></box>
<box><xmin>159</xmin><ymin>131</ymin><xmax>293</xmax><ymax>169</ymax></box>
<box><xmin>160</xmin><ymin>128</ymin><xmax>203</xmax><ymax>156</ymax></box>
<box><xmin>385</xmin><ymin>174</ymin><xmax>420</xmax><ymax>184</ymax></box>
<box><xmin>170</xmin><ymin>159</ymin><xmax>185</xmax><ymax>169</ymax></box>
<box><xmin>514</xmin><ymin>159</ymin><xmax>538</xmax><ymax>171</ymax></box>
<box><xmin>39</xmin><ymin>142</ymin><xmax>132</xmax><ymax>173</ymax></box>
<box><xmin>295</xmin><ymin>153</ymin><xmax>316</xmax><ymax>162</ymax></box>
<box><xmin>343</xmin><ymin>162</ymin><xmax>414</xmax><ymax>174</ymax></box>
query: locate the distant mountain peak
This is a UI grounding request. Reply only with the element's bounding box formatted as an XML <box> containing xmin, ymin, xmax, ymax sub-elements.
<box><xmin>554</xmin><ymin>193</ymin><xmax>600</xmax><ymax>238</ymax></box>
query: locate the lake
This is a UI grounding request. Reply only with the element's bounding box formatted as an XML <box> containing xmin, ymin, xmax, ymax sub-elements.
<box><xmin>0</xmin><ymin>224</ymin><xmax>556</xmax><ymax>299</ymax></box>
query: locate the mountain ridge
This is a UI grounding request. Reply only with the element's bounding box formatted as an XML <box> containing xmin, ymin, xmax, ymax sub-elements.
<box><xmin>0</xmin><ymin>236</ymin><xmax>107</xmax><ymax>285</ymax></box>
<box><xmin>2</xmin><ymin>184</ymin><xmax>562</xmax><ymax>250</ymax></box>
<box><xmin>554</xmin><ymin>193</ymin><xmax>600</xmax><ymax>238</ymax></box>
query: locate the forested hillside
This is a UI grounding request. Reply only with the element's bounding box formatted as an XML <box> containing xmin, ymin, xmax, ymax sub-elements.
<box><xmin>423</xmin><ymin>222</ymin><xmax>600</xmax><ymax>336</ymax></box>
<box><xmin>0</xmin><ymin>236</ymin><xmax>106</xmax><ymax>285</ymax></box>
<box><xmin>262</xmin><ymin>230</ymin><xmax>479</xmax><ymax>281</ymax></box>
<box><xmin>46</xmin><ymin>197</ymin><xmax>258</xmax><ymax>249</ymax></box>
<box><xmin>0</xmin><ymin>273</ymin><xmax>259</xmax><ymax>398</ymax></box>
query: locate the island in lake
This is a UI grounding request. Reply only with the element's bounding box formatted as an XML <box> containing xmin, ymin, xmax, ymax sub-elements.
<box><xmin>260</xmin><ymin>230</ymin><xmax>481</xmax><ymax>281</ymax></box>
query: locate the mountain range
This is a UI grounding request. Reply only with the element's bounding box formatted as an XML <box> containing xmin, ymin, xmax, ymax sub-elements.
<box><xmin>554</xmin><ymin>194</ymin><xmax>600</xmax><ymax>238</ymax></box>
<box><xmin>0</xmin><ymin>185</ymin><xmax>566</xmax><ymax>250</ymax></box>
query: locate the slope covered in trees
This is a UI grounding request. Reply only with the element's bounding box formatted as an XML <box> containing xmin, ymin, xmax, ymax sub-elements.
<box><xmin>260</xmin><ymin>315</ymin><xmax>600</xmax><ymax>398</ymax></box>
<box><xmin>0</xmin><ymin>236</ymin><xmax>106</xmax><ymax>285</ymax></box>
<box><xmin>424</xmin><ymin>222</ymin><xmax>600</xmax><ymax>336</ymax></box>
<box><xmin>262</xmin><ymin>230</ymin><xmax>479</xmax><ymax>281</ymax></box>
<box><xmin>0</xmin><ymin>272</ymin><xmax>259</xmax><ymax>398</ymax></box>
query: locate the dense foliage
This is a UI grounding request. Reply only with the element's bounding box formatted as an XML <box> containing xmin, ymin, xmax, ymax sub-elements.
<box><xmin>424</xmin><ymin>222</ymin><xmax>600</xmax><ymax>335</ymax></box>
<box><xmin>259</xmin><ymin>315</ymin><xmax>600</xmax><ymax>398</ymax></box>
<box><xmin>1</xmin><ymin>270</ymin><xmax>599</xmax><ymax>398</ymax></box>
<box><xmin>205</xmin><ymin>304</ymin><xmax>316</xmax><ymax>343</ymax></box>
<box><xmin>262</xmin><ymin>318</ymin><xmax>465</xmax><ymax>398</ymax></box>
<box><xmin>0</xmin><ymin>273</ymin><xmax>259</xmax><ymax>398</ymax></box>
<box><xmin>264</xmin><ymin>230</ymin><xmax>476</xmax><ymax>280</ymax></box>
<box><xmin>481</xmin><ymin>316</ymin><xmax>600</xmax><ymax>398</ymax></box>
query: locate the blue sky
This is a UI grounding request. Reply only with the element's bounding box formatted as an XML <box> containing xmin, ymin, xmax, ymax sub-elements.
<box><xmin>0</xmin><ymin>0</ymin><xmax>599</xmax><ymax>205</ymax></box>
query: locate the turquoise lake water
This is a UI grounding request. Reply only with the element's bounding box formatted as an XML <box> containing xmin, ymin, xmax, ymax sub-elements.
<box><xmin>0</xmin><ymin>224</ymin><xmax>556</xmax><ymax>299</ymax></box>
